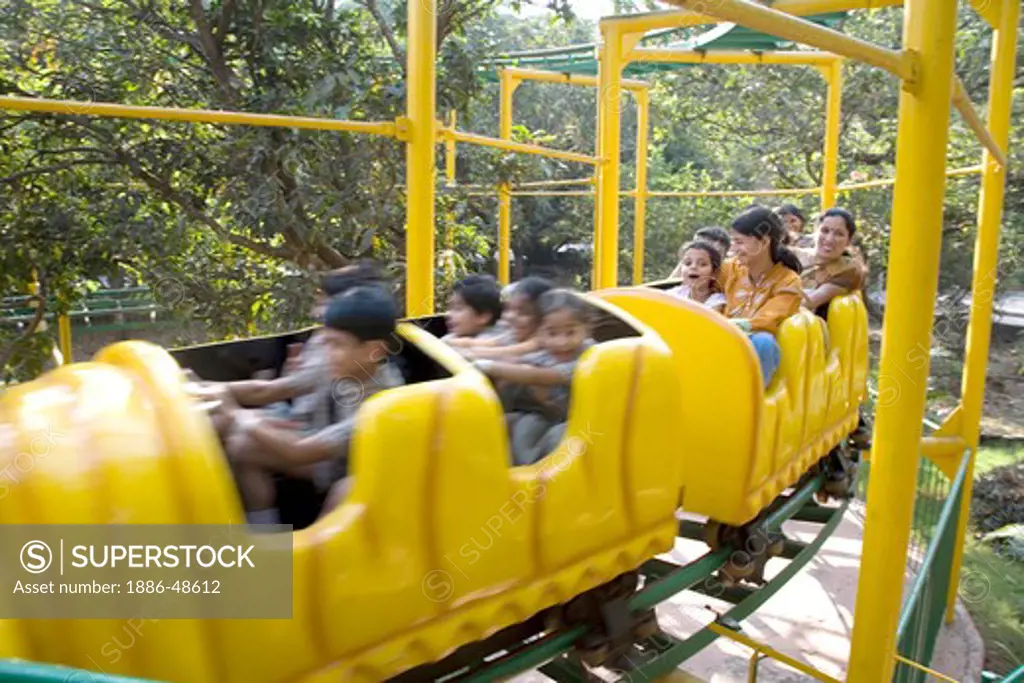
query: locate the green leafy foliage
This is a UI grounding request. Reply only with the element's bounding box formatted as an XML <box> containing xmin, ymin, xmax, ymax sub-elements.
<box><xmin>2</xmin><ymin>3</ymin><xmax>1021</xmax><ymax>381</ymax></box>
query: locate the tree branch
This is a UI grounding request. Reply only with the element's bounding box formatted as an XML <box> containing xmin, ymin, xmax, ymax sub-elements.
<box><xmin>113</xmin><ymin>148</ymin><xmax>295</xmax><ymax>262</ymax></box>
<box><xmin>188</xmin><ymin>0</ymin><xmax>241</xmax><ymax>103</ymax></box>
<box><xmin>0</xmin><ymin>158</ymin><xmax>111</xmax><ymax>186</ymax></box>
<box><xmin>361</xmin><ymin>0</ymin><xmax>406</xmax><ymax>72</ymax></box>
<box><xmin>0</xmin><ymin>281</ymin><xmax>47</xmax><ymax>373</ymax></box>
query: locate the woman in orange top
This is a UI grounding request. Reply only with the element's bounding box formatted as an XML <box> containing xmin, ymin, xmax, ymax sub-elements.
<box><xmin>720</xmin><ymin>205</ymin><xmax>804</xmax><ymax>387</ymax></box>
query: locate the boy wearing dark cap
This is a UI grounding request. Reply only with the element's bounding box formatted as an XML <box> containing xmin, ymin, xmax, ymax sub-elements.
<box><xmin>217</xmin><ymin>285</ymin><xmax>404</xmax><ymax>524</ymax></box>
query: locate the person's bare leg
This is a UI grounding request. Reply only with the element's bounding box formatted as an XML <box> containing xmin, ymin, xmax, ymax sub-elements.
<box><xmin>226</xmin><ymin>429</ymin><xmax>280</xmax><ymax>525</ymax></box>
<box><xmin>317</xmin><ymin>477</ymin><xmax>355</xmax><ymax>520</ymax></box>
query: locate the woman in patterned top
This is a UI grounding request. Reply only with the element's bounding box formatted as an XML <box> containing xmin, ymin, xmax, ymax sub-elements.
<box><xmin>796</xmin><ymin>208</ymin><xmax>865</xmax><ymax>318</ymax></box>
<box><xmin>720</xmin><ymin>205</ymin><xmax>804</xmax><ymax>388</ymax></box>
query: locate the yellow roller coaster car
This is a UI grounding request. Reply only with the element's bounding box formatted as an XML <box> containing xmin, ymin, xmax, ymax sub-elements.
<box><xmin>0</xmin><ymin>294</ymin><xmax>684</xmax><ymax>683</ymax></box>
<box><xmin>600</xmin><ymin>286</ymin><xmax>869</xmax><ymax>526</ymax></box>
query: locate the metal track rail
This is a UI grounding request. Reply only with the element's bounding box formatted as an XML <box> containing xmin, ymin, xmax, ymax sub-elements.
<box><xmin>394</xmin><ymin>470</ymin><xmax>853</xmax><ymax>682</ymax></box>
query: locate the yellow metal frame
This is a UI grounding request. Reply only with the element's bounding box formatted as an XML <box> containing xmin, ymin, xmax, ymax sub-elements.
<box><xmin>706</xmin><ymin>622</ymin><xmax>843</xmax><ymax>683</ymax></box>
<box><xmin>492</xmin><ymin>67</ymin><xmax>652</xmax><ymax>284</ymax></box>
<box><xmin>595</xmin><ymin>47</ymin><xmax>844</xmax><ymax>289</ymax></box>
<box><xmin>2</xmin><ymin>2</ymin><xmax>1018</xmax><ymax>680</ymax></box>
<box><xmin>601</xmin><ymin>0</ymin><xmax>1017</xmax><ymax>679</ymax></box>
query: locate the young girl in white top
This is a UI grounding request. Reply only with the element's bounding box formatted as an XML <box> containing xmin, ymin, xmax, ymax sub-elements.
<box><xmin>668</xmin><ymin>240</ymin><xmax>726</xmax><ymax>313</ymax></box>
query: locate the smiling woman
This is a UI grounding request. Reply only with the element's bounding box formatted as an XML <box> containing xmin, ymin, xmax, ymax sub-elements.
<box><xmin>798</xmin><ymin>208</ymin><xmax>866</xmax><ymax>318</ymax></box>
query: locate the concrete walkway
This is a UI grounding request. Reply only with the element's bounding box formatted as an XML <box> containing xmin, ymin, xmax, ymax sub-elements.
<box><xmin>657</xmin><ymin>502</ymin><xmax>984</xmax><ymax>682</ymax></box>
<box><xmin>513</xmin><ymin>501</ymin><xmax>984</xmax><ymax>682</ymax></box>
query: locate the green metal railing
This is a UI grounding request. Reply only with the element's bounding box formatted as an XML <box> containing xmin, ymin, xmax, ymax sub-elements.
<box><xmin>0</xmin><ymin>287</ymin><xmax>169</xmax><ymax>334</ymax></box>
<box><xmin>894</xmin><ymin>452</ymin><xmax>970</xmax><ymax>683</ymax></box>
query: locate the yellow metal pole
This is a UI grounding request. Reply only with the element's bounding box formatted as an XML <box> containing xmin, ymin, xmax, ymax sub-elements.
<box><xmin>630</xmin><ymin>48</ymin><xmax>841</xmax><ymax>66</ymax></box>
<box><xmin>444</xmin><ymin>110</ymin><xmax>457</xmax><ymax>286</ymax></box>
<box><xmin>659</xmin><ymin>0</ymin><xmax>915</xmax><ymax>81</ymax></box>
<box><xmin>442</xmin><ymin>129</ymin><xmax>598</xmax><ymax>165</ymax></box>
<box><xmin>0</xmin><ymin>96</ymin><xmax>398</xmax><ymax>137</ymax></box>
<box><xmin>57</xmin><ymin>314</ymin><xmax>73</xmax><ymax>364</ymax></box>
<box><xmin>498</xmin><ymin>67</ymin><xmax>649</xmax><ymax>92</ymax></box>
<box><xmin>600</xmin><ymin>1</ymin><xmax>906</xmax><ymax>35</ymax></box>
<box><xmin>821</xmin><ymin>59</ymin><xmax>843</xmax><ymax>210</ymax></box>
<box><xmin>405</xmin><ymin>0</ymin><xmax>437</xmax><ymax>316</ymax></box>
<box><xmin>952</xmin><ymin>76</ymin><xmax>1008</xmax><ymax>167</ymax></box>
<box><xmin>445</xmin><ymin>110</ymin><xmax>457</xmax><ymax>187</ymax></box>
<box><xmin>632</xmin><ymin>88</ymin><xmax>650</xmax><ymax>285</ymax></box>
<box><xmin>498</xmin><ymin>70</ymin><xmax>518</xmax><ymax>285</ymax></box>
<box><xmin>847</xmin><ymin>1</ymin><xmax>959</xmax><ymax>681</ymax></box>
<box><xmin>596</xmin><ymin>25</ymin><xmax>626</xmax><ymax>289</ymax></box>
<box><xmin>945</xmin><ymin>0</ymin><xmax>1020</xmax><ymax>625</ymax></box>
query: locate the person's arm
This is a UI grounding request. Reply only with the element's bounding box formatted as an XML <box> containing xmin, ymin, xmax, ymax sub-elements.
<box><xmin>804</xmin><ymin>283</ymin><xmax>847</xmax><ymax>311</ymax></box>
<box><xmin>222</xmin><ymin>347</ymin><xmax>323</xmax><ymax>406</ymax></box>
<box><xmin>220</xmin><ymin>379</ymin><xmax>302</xmax><ymax>406</ymax></box>
<box><xmin>473</xmin><ymin>360</ymin><xmax>570</xmax><ymax>386</ymax></box>
<box><xmin>232</xmin><ymin>410</ymin><xmax>337</xmax><ymax>466</ymax></box>
<box><xmin>467</xmin><ymin>338</ymin><xmax>539</xmax><ymax>360</ymax></box>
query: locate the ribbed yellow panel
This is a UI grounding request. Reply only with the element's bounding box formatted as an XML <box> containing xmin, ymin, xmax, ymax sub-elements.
<box><xmin>803</xmin><ymin>314</ymin><xmax>831</xmax><ymax>450</ymax></box>
<box><xmin>0</xmin><ymin>297</ymin><xmax>685</xmax><ymax>683</ymax></box>
<box><xmin>604</xmin><ymin>288</ymin><xmax>870</xmax><ymax>527</ymax></box>
<box><xmin>592</xmin><ymin>289</ymin><xmax>761</xmax><ymax>525</ymax></box>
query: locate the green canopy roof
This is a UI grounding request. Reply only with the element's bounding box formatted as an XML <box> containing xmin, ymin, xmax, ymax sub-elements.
<box><xmin>480</xmin><ymin>12</ymin><xmax>847</xmax><ymax>79</ymax></box>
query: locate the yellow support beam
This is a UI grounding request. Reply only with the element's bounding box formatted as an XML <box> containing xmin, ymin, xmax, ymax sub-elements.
<box><xmin>57</xmin><ymin>315</ymin><xmax>73</xmax><ymax>364</ymax></box>
<box><xmin>946</xmin><ymin>0</ymin><xmax>1020</xmax><ymax>624</ymax></box>
<box><xmin>952</xmin><ymin>76</ymin><xmax>1008</xmax><ymax>168</ymax></box>
<box><xmin>968</xmin><ymin>0</ymin><xmax>1004</xmax><ymax>27</ymax></box>
<box><xmin>601</xmin><ymin>1</ymin><xmax>905</xmax><ymax>38</ymax></box>
<box><xmin>893</xmin><ymin>654</ymin><xmax>962</xmax><ymax>683</ymax></box>
<box><xmin>632</xmin><ymin>88</ymin><xmax>650</xmax><ymax>285</ymax></box>
<box><xmin>821</xmin><ymin>59</ymin><xmax>843</xmax><ymax>209</ymax></box>
<box><xmin>0</xmin><ymin>95</ymin><xmax>398</xmax><ymax>137</ymax></box>
<box><xmin>405</xmin><ymin>0</ymin><xmax>437</xmax><ymax>316</ymax></box>
<box><xmin>705</xmin><ymin>623</ymin><xmax>842</xmax><ymax>683</ymax></box>
<box><xmin>516</xmin><ymin>177</ymin><xmax>594</xmax><ymax>188</ymax></box>
<box><xmin>645</xmin><ymin>187</ymin><xmax>821</xmax><ymax>198</ymax></box>
<box><xmin>596</xmin><ymin>24</ymin><xmax>628</xmax><ymax>289</ymax></box>
<box><xmin>445</xmin><ymin>110</ymin><xmax>457</xmax><ymax>187</ymax></box>
<box><xmin>628</xmin><ymin>48</ymin><xmax>841</xmax><ymax>66</ymax></box>
<box><xmin>500</xmin><ymin>67</ymin><xmax>650</xmax><ymax>92</ymax></box>
<box><xmin>836</xmin><ymin>165</ymin><xmax>983</xmax><ymax>192</ymax></box>
<box><xmin>497</xmin><ymin>69</ymin><xmax>518</xmax><ymax>285</ymax></box>
<box><xmin>441</xmin><ymin>128</ymin><xmax>600</xmax><ymax>166</ymax></box>
<box><xmin>848</xmin><ymin>1</ymin><xmax>960</xmax><ymax>681</ymax></box>
<box><xmin>659</xmin><ymin>0</ymin><xmax>915</xmax><ymax>81</ymax></box>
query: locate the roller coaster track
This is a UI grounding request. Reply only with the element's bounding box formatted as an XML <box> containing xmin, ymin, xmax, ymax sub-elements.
<box><xmin>0</xmin><ymin>469</ymin><xmax>855</xmax><ymax>683</ymax></box>
<box><xmin>391</xmin><ymin>469</ymin><xmax>855</xmax><ymax>683</ymax></box>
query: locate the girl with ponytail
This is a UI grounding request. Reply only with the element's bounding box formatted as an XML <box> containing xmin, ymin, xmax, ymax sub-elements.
<box><xmin>719</xmin><ymin>205</ymin><xmax>805</xmax><ymax>387</ymax></box>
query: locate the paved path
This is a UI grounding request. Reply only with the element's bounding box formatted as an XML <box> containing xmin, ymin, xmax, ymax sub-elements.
<box><xmin>513</xmin><ymin>502</ymin><xmax>984</xmax><ymax>682</ymax></box>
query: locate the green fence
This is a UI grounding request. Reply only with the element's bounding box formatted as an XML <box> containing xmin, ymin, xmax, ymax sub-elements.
<box><xmin>0</xmin><ymin>287</ymin><xmax>168</xmax><ymax>334</ymax></box>
<box><xmin>894</xmin><ymin>451</ymin><xmax>970</xmax><ymax>683</ymax></box>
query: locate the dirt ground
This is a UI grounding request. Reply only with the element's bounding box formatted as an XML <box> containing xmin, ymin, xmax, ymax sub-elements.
<box><xmin>867</xmin><ymin>325</ymin><xmax>1024</xmax><ymax>439</ymax></box>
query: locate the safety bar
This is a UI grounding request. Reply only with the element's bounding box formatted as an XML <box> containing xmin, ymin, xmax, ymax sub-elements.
<box><xmin>0</xmin><ymin>96</ymin><xmax>398</xmax><ymax>137</ymax></box>
<box><xmin>438</xmin><ymin>127</ymin><xmax>600</xmax><ymax>165</ymax></box>
<box><xmin>500</xmin><ymin>67</ymin><xmax>650</xmax><ymax>92</ymax></box>
<box><xmin>953</xmin><ymin>78</ymin><xmax>1008</xmax><ymax>168</ymax></box>
<box><xmin>706</xmin><ymin>622</ymin><xmax>843</xmax><ymax>683</ymax></box>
